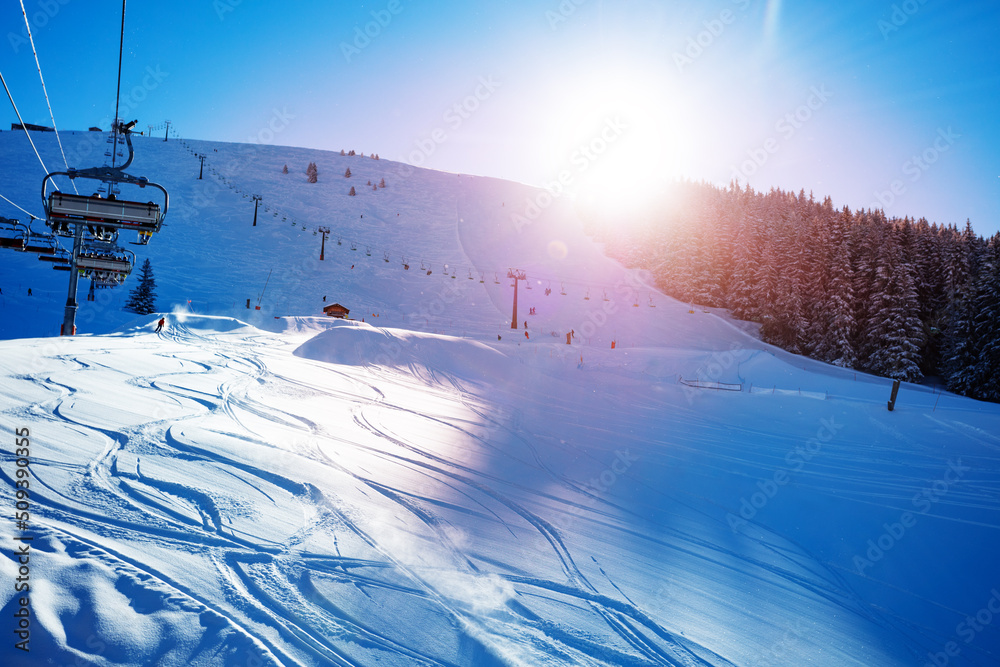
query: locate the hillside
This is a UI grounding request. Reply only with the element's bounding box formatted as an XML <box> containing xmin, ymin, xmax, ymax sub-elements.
<box><xmin>1</xmin><ymin>131</ymin><xmax>999</xmax><ymax>666</ymax></box>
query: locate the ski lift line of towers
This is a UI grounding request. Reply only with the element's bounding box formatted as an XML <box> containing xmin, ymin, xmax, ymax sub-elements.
<box><xmin>0</xmin><ymin>120</ymin><xmax>169</xmax><ymax>335</ymax></box>
<box><xmin>171</xmin><ymin>132</ymin><xmax>660</xmax><ymax>311</ymax></box>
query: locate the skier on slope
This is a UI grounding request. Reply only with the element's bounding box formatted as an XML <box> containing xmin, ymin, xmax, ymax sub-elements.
<box><xmin>155</xmin><ymin>317</ymin><xmax>165</xmax><ymax>333</ymax></box>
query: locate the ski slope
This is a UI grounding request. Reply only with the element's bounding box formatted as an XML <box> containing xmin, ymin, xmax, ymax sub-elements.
<box><xmin>1</xmin><ymin>131</ymin><xmax>999</xmax><ymax>666</ymax></box>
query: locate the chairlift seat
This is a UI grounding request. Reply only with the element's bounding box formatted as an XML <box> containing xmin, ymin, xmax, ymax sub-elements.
<box><xmin>77</xmin><ymin>255</ymin><xmax>133</xmax><ymax>274</ymax></box>
<box><xmin>47</xmin><ymin>192</ymin><xmax>161</xmax><ymax>233</ymax></box>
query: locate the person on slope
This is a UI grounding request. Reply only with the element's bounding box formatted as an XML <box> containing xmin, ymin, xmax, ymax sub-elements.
<box><xmin>155</xmin><ymin>317</ymin><xmax>165</xmax><ymax>333</ymax></box>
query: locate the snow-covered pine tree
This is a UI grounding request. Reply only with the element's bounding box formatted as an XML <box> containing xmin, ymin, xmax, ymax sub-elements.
<box><xmin>861</xmin><ymin>223</ymin><xmax>925</xmax><ymax>381</ymax></box>
<box><xmin>946</xmin><ymin>234</ymin><xmax>1000</xmax><ymax>400</ymax></box>
<box><xmin>340</xmin><ymin>149</ymin><xmax>345</xmax><ymax>156</ymax></box>
<box><xmin>306</xmin><ymin>162</ymin><xmax>318</xmax><ymax>183</ymax></box>
<box><xmin>282</xmin><ymin>164</ymin><xmax>288</xmax><ymax>174</ymax></box>
<box><xmin>348</xmin><ymin>186</ymin><xmax>356</xmax><ymax>196</ymax></box>
<box><xmin>379</xmin><ymin>178</ymin><xmax>386</xmax><ymax>188</ymax></box>
<box><xmin>123</xmin><ymin>259</ymin><xmax>157</xmax><ymax>315</ymax></box>
<box><xmin>345</xmin><ymin>167</ymin><xmax>352</xmax><ymax>178</ymax></box>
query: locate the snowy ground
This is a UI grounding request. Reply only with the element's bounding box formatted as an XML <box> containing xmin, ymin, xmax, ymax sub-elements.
<box><xmin>1</xmin><ymin>132</ymin><xmax>999</xmax><ymax>666</ymax></box>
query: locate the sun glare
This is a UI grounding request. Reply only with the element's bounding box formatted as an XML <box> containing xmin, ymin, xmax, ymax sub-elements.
<box><xmin>540</xmin><ymin>70</ymin><xmax>694</xmax><ymax>225</ymax></box>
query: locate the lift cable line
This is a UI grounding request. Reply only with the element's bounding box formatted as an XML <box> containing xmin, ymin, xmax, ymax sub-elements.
<box><xmin>0</xmin><ymin>68</ymin><xmax>52</xmax><ymax>184</ymax></box>
<box><xmin>111</xmin><ymin>0</ymin><xmax>127</xmax><ymax>169</ymax></box>
<box><xmin>18</xmin><ymin>0</ymin><xmax>77</xmax><ymax>194</ymax></box>
<box><xmin>0</xmin><ymin>192</ymin><xmax>40</xmax><ymax>220</ymax></box>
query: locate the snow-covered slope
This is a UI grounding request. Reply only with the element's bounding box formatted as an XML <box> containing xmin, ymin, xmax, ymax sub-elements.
<box><xmin>1</xmin><ymin>132</ymin><xmax>999</xmax><ymax>666</ymax></box>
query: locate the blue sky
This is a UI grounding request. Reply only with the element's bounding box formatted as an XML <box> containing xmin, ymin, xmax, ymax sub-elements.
<box><xmin>3</xmin><ymin>0</ymin><xmax>999</xmax><ymax>235</ymax></box>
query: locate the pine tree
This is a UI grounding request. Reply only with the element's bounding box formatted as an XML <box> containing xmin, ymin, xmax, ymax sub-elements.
<box><xmin>345</xmin><ymin>167</ymin><xmax>352</xmax><ymax>178</ymax></box>
<box><xmin>282</xmin><ymin>164</ymin><xmax>288</xmax><ymax>174</ymax></box>
<box><xmin>379</xmin><ymin>178</ymin><xmax>386</xmax><ymax>188</ymax></box>
<box><xmin>306</xmin><ymin>162</ymin><xmax>318</xmax><ymax>183</ymax></box>
<box><xmin>340</xmin><ymin>149</ymin><xmax>346</xmax><ymax>156</ymax></box>
<box><xmin>123</xmin><ymin>259</ymin><xmax>157</xmax><ymax>315</ymax></box>
<box><xmin>348</xmin><ymin>186</ymin><xmax>356</xmax><ymax>196</ymax></box>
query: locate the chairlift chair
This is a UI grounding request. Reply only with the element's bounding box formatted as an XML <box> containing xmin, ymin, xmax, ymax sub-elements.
<box><xmin>41</xmin><ymin>122</ymin><xmax>168</xmax><ymax>239</ymax></box>
<box><xmin>0</xmin><ymin>218</ymin><xmax>28</xmax><ymax>251</ymax></box>
<box><xmin>76</xmin><ymin>246</ymin><xmax>134</xmax><ymax>286</ymax></box>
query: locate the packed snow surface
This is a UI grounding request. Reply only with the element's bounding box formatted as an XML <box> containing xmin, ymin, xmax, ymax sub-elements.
<box><xmin>1</xmin><ymin>132</ymin><xmax>999</xmax><ymax>666</ymax></box>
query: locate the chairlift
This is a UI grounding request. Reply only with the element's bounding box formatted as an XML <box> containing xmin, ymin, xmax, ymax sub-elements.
<box><xmin>479</xmin><ymin>272</ymin><xmax>485</xmax><ymax>283</ymax></box>
<box><xmin>76</xmin><ymin>245</ymin><xmax>135</xmax><ymax>286</ymax></box>
<box><xmin>603</xmin><ymin>289</ymin><xmax>609</xmax><ymax>301</ymax></box>
<box><xmin>560</xmin><ymin>282</ymin><xmax>566</xmax><ymax>295</ymax></box>
<box><xmin>365</xmin><ymin>246</ymin><xmax>371</xmax><ymax>257</ymax></box>
<box><xmin>648</xmin><ymin>295</ymin><xmax>655</xmax><ymax>307</ymax></box>
<box><xmin>337</xmin><ymin>237</ymin><xmax>342</xmax><ymax>245</ymax></box>
<box><xmin>494</xmin><ymin>272</ymin><xmax>500</xmax><ymax>284</ymax></box>
<box><xmin>313</xmin><ymin>229</ymin><xmax>318</xmax><ymax>236</ymax></box>
<box><xmin>0</xmin><ymin>218</ymin><xmax>28</xmax><ymax>251</ymax></box>
<box><xmin>42</xmin><ymin>121</ymin><xmax>168</xmax><ymax>239</ymax></box>
<box><xmin>467</xmin><ymin>269</ymin><xmax>474</xmax><ymax>280</ymax></box>
<box><xmin>420</xmin><ymin>260</ymin><xmax>427</xmax><ymax>271</ymax></box>
<box><xmin>351</xmin><ymin>242</ymin><xmax>357</xmax><ymax>251</ymax></box>
<box><xmin>584</xmin><ymin>289</ymin><xmax>590</xmax><ymax>301</ymax></box>
<box><xmin>384</xmin><ymin>252</ymin><xmax>390</xmax><ymax>263</ymax></box>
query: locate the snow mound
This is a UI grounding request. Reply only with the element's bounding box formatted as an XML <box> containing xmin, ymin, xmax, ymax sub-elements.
<box><xmin>293</xmin><ymin>321</ymin><xmax>508</xmax><ymax>382</ymax></box>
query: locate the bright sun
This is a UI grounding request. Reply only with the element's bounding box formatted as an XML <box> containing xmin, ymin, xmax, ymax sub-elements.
<box><xmin>540</xmin><ymin>70</ymin><xmax>695</xmax><ymax>223</ymax></box>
